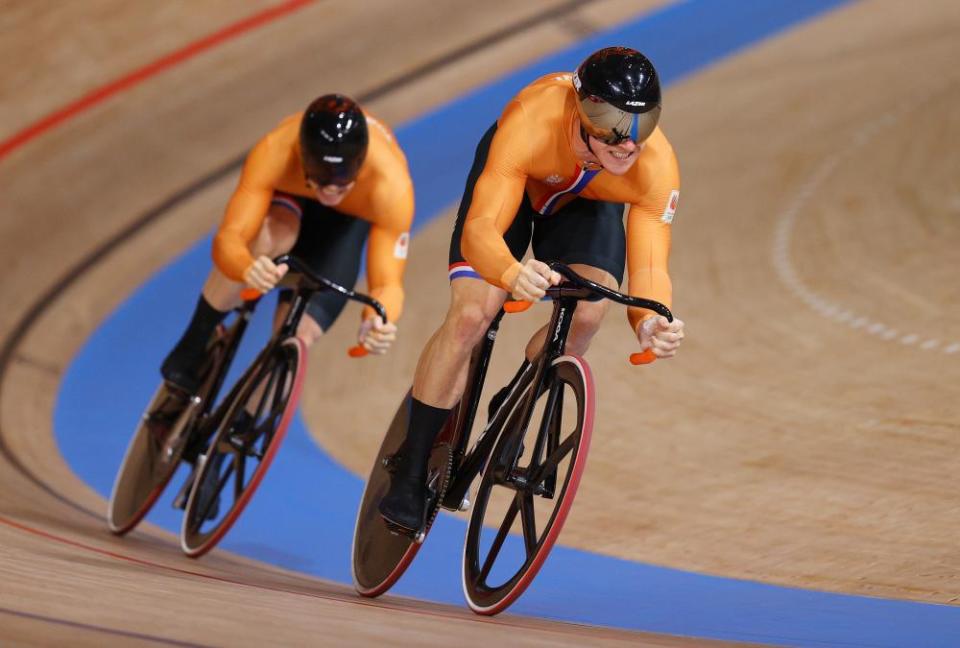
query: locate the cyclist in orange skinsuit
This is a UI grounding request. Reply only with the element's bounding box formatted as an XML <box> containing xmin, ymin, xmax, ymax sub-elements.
<box><xmin>379</xmin><ymin>47</ymin><xmax>686</xmax><ymax>532</ymax></box>
<box><xmin>161</xmin><ymin>94</ymin><xmax>413</xmax><ymax>394</ymax></box>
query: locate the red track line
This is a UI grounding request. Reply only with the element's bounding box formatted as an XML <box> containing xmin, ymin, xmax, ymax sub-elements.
<box><xmin>0</xmin><ymin>513</ymin><xmax>620</xmax><ymax>638</ymax></box>
<box><xmin>0</xmin><ymin>0</ymin><xmax>314</xmax><ymax>162</ymax></box>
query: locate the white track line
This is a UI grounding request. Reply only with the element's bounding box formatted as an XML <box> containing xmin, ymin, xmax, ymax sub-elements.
<box><xmin>771</xmin><ymin>95</ymin><xmax>958</xmax><ymax>356</ymax></box>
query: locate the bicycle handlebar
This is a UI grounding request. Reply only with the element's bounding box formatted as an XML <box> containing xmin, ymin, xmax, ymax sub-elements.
<box><xmin>549</xmin><ymin>262</ymin><xmax>673</xmax><ymax>321</ymax></box>
<box><xmin>242</xmin><ymin>255</ymin><xmax>389</xmax><ymax>359</ymax></box>
<box><xmin>276</xmin><ymin>255</ymin><xmax>389</xmax><ymax>325</ymax></box>
<box><xmin>504</xmin><ymin>261</ymin><xmax>675</xmax><ymax>366</ymax></box>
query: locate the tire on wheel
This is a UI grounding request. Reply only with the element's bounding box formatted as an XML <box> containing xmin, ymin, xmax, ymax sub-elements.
<box><xmin>462</xmin><ymin>355</ymin><xmax>595</xmax><ymax>615</ymax></box>
<box><xmin>179</xmin><ymin>337</ymin><xmax>305</xmax><ymax>557</ymax></box>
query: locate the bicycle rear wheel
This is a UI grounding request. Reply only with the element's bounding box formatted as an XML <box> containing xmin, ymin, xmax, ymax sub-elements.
<box><xmin>352</xmin><ymin>392</ymin><xmax>455</xmax><ymax>597</ymax></box>
<box><xmin>179</xmin><ymin>337</ymin><xmax>305</xmax><ymax>557</ymax></box>
<box><xmin>107</xmin><ymin>327</ymin><xmax>227</xmax><ymax>535</ymax></box>
<box><xmin>462</xmin><ymin>355</ymin><xmax>595</xmax><ymax>615</ymax></box>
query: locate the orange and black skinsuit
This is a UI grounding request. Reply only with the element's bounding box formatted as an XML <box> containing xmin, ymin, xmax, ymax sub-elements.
<box><xmin>215</xmin><ymin>110</ymin><xmax>414</xmax><ymax>327</ymax></box>
<box><xmin>449</xmin><ymin>73</ymin><xmax>679</xmax><ymax>332</ymax></box>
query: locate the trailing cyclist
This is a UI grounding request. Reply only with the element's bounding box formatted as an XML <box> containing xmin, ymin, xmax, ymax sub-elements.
<box><xmin>161</xmin><ymin>93</ymin><xmax>412</xmax><ymax>392</ymax></box>
<box><xmin>158</xmin><ymin>94</ymin><xmax>413</xmax><ymax>515</ymax></box>
<box><xmin>379</xmin><ymin>47</ymin><xmax>686</xmax><ymax>532</ymax></box>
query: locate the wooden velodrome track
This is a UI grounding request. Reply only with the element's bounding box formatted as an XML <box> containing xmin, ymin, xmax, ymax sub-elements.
<box><xmin>1</xmin><ymin>0</ymin><xmax>958</xmax><ymax>645</ymax></box>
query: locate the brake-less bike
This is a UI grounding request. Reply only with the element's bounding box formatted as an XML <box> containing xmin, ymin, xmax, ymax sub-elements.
<box><xmin>352</xmin><ymin>262</ymin><xmax>672</xmax><ymax>614</ymax></box>
<box><xmin>108</xmin><ymin>255</ymin><xmax>385</xmax><ymax>558</ymax></box>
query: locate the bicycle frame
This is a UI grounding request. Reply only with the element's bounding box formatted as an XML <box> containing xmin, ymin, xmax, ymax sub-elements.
<box><xmin>193</xmin><ymin>254</ymin><xmax>388</xmax><ymax>442</ymax></box>
<box><xmin>440</xmin><ymin>263</ymin><xmax>672</xmax><ymax>511</ymax></box>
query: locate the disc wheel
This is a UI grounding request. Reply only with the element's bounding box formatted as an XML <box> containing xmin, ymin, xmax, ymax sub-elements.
<box><xmin>179</xmin><ymin>337</ymin><xmax>305</xmax><ymax>557</ymax></box>
<box><xmin>352</xmin><ymin>393</ymin><xmax>456</xmax><ymax>597</ymax></box>
<box><xmin>462</xmin><ymin>355</ymin><xmax>595</xmax><ymax>615</ymax></box>
<box><xmin>107</xmin><ymin>327</ymin><xmax>227</xmax><ymax>535</ymax></box>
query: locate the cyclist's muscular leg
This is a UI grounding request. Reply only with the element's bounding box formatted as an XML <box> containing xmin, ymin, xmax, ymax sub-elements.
<box><xmin>379</xmin><ymin>278</ymin><xmax>506</xmax><ymax>530</ymax></box>
<box><xmin>524</xmin><ymin>263</ymin><xmax>614</xmax><ymax>358</ymax></box>
<box><xmin>412</xmin><ymin>278</ymin><xmax>508</xmax><ymax>407</ymax></box>
<box><xmin>162</xmin><ymin>205</ymin><xmax>299</xmax><ymax>393</ymax></box>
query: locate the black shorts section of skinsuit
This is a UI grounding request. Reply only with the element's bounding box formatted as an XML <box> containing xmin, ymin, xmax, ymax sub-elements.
<box><xmin>273</xmin><ymin>194</ymin><xmax>370</xmax><ymax>331</ymax></box>
<box><xmin>449</xmin><ymin>122</ymin><xmax>627</xmax><ymax>285</ymax></box>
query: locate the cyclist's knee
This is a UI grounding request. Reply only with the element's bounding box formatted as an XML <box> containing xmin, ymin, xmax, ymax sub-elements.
<box><xmin>296</xmin><ymin>314</ymin><xmax>324</xmax><ymax>347</ymax></box>
<box><xmin>251</xmin><ymin>204</ymin><xmax>299</xmax><ymax>258</ymax></box>
<box><xmin>445</xmin><ymin>301</ymin><xmax>491</xmax><ymax>348</ymax></box>
<box><xmin>566</xmin><ymin>302</ymin><xmax>608</xmax><ymax>354</ymax></box>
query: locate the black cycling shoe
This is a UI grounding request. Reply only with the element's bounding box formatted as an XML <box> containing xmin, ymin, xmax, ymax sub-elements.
<box><xmin>160</xmin><ymin>345</ymin><xmax>206</xmax><ymax>394</ymax></box>
<box><xmin>378</xmin><ymin>476</ymin><xmax>427</xmax><ymax>533</ymax></box>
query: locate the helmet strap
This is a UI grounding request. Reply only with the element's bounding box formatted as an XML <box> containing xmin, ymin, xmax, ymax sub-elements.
<box><xmin>578</xmin><ymin>124</ymin><xmax>605</xmax><ymax>170</ymax></box>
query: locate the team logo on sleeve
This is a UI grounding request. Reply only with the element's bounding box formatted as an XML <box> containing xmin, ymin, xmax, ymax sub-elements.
<box><xmin>394</xmin><ymin>232</ymin><xmax>410</xmax><ymax>259</ymax></box>
<box><xmin>662</xmin><ymin>190</ymin><xmax>679</xmax><ymax>224</ymax></box>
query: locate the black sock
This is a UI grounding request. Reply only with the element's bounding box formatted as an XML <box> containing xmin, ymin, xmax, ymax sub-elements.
<box><xmin>399</xmin><ymin>397</ymin><xmax>452</xmax><ymax>484</ymax></box>
<box><xmin>172</xmin><ymin>295</ymin><xmax>228</xmax><ymax>357</ymax></box>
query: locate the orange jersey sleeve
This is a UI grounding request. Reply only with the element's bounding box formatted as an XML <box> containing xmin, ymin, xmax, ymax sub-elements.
<box><xmin>212</xmin><ymin>126</ymin><xmax>293</xmax><ymax>281</ymax></box>
<box><xmin>460</xmin><ymin>99</ymin><xmax>531</xmax><ymax>290</ymax></box>
<box><xmin>337</xmin><ymin>116</ymin><xmax>414</xmax><ymax>323</ymax></box>
<box><xmin>358</xmin><ymin>167</ymin><xmax>413</xmax><ymax>323</ymax></box>
<box><xmin>623</xmin><ymin>131</ymin><xmax>679</xmax><ymax>331</ymax></box>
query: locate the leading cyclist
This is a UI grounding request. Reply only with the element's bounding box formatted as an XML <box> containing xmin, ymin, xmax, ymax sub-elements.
<box><xmin>379</xmin><ymin>47</ymin><xmax>686</xmax><ymax>531</ymax></box>
<box><xmin>160</xmin><ymin>94</ymin><xmax>413</xmax><ymax>396</ymax></box>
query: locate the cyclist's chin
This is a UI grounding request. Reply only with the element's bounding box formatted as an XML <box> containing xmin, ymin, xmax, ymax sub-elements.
<box><xmin>597</xmin><ymin>152</ymin><xmax>637</xmax><ymax>176</ymax></box>
<box><xmin>314</xmin><ymin>191</ymin><xmax>347</xmax><ymax>207</ymax></box>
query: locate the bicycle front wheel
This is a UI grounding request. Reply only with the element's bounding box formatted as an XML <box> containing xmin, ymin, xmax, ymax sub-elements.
<box><xmin>462</xmin><ymin>355</ymin><xmax>595</xmax><ymax>615</ymax></box>
<box><xmin>180</xmin><ymin>337</ymin><xmax>305</xmax><ymax>557</ymax></box>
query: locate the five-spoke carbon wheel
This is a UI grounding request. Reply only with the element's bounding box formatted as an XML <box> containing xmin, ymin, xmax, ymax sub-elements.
<box><xmin>462</xmin><ymin>356</ymin><xmax>595</xmax><ymax>615</ymax></box>
<box><xmin>180</xmin><ymin>337</ymin><xmax>305</xmax><ymax>557</ymax></box>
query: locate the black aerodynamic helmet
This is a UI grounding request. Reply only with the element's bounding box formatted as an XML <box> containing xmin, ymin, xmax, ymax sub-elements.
<box><xmin>299</xmin><ymin>94</ymin><xmax>368</xmax><ymax>186</ymax></box>
<box><xmin>572</xmin><ymin>47</ymin><xmax>662</xmax><ymax>145</ymax></box>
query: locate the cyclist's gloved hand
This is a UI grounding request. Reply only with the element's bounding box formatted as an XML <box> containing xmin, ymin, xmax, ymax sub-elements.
<box><xmin>509</xmin><ymin>259</ymin><xmax>561</xmax><ymax>301</ymax></box>
<box><xmin>243</xmin><ymin>255</ymin><xmax>288</xmax><ymax>293</ymax></box>
<box><xmin>637</xmin><ymin>315</ymin><xmax>685</xmax><ymax>359</ymax></box>
<box><xmin>358</xmin><ymin>316</ymin><xmax>397</xmax><ymax>355</ymax></box>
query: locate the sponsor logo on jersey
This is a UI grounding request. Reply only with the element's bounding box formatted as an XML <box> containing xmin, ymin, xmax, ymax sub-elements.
<box><xmin>394</xmin><ymin>232</ymin><xmax>410</xmax><ymax>259</ymax></box>
<box><xmin>662</xmin><ymin>189</ymin><xmax>679</xmax><ymax>224</ymax></box>
<box><xmin>322</xmin><ymin>155</ymin><xmax>343</xmax><ymax>163</ymax></box>
<box><xmin>545</xmin><ymin>174</ymin><xmax>565</xmax><ymax>185</ymax></box>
